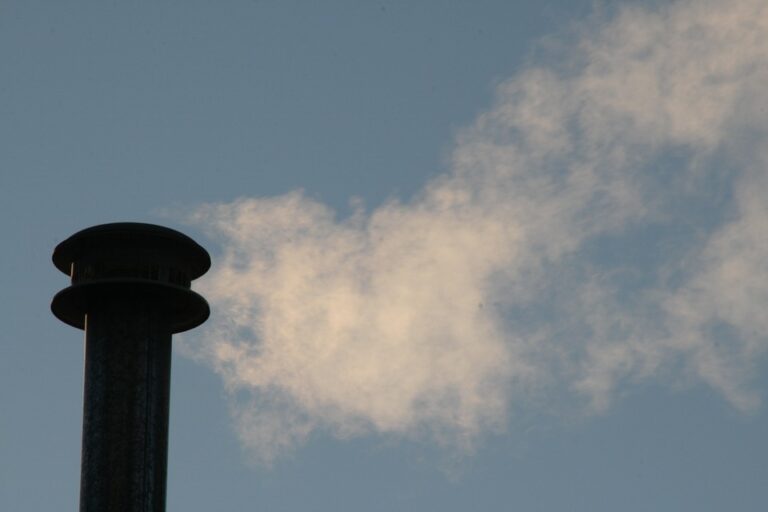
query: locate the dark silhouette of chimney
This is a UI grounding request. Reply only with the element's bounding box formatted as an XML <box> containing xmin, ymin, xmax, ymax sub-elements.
<box><xmin>51</xmin><ymin>223</ymin><xmax>210</xmax><ymax>512</ymax></box>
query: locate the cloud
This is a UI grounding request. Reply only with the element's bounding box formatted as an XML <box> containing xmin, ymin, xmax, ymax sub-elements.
<box><xmin>186</xmin><ymin>0</ymin><xmax>768</xmax><ymax>462</ymax></box>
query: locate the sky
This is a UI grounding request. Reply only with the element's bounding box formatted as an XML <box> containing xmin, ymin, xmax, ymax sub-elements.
<box><xmin>2</xmin><ymin>0</ymin><xmax>768</xmax><ymax>510</ymax></box>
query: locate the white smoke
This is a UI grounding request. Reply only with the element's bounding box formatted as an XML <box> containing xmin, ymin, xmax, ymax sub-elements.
<box><xmin>186</xmin><ymin>0</ymin><xmax>768</xmax><ymax>463</ymax></box>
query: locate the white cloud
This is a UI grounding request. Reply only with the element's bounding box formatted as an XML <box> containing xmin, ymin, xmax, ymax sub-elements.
<box><xmin>186</xmin><ymin>0</ymin><xmax>768</xmax><ymax>462</ymax></box>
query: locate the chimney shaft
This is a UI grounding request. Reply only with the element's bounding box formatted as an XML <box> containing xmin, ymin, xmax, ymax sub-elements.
<box><xmin>51</xmin><ymin>223</ymin><xmax>210</xmax><ymax>512</ymax></box>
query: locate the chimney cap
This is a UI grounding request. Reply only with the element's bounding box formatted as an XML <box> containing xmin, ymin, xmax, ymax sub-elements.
<box><xmin>51</xmin><ymin>222</ymin><xmax>211</xmax><ymax>333</ymax></box>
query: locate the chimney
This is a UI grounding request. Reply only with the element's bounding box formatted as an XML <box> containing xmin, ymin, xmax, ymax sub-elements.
<box><xmin>51</xmin><ymin>223</ymin><xmax>210</xmax><ymax>512</ymax></box>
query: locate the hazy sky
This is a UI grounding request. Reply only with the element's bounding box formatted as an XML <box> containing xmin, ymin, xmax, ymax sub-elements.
<box><xmin>2</xmin><ymin>0</ymin><xmax>767</xmax><ymax>510</ymax></box>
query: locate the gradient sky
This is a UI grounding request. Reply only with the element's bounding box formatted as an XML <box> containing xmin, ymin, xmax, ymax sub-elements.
<box><xmin>2</xmin><ymin>1</ymin><xmax>768</xmax><ymax>510</ymax></box>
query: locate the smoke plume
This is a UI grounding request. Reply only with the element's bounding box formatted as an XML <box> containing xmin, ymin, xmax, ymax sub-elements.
<box><xmin>187</xmin><ymin>0</ymin><xmax>768</xmax><ymax>462</ymax></box>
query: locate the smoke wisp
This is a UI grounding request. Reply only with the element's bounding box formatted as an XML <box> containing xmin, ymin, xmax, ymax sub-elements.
<box><xmin>187</xmin><ymin>0</ymin><xmax>768</xmax><ymax>462</ymax></box>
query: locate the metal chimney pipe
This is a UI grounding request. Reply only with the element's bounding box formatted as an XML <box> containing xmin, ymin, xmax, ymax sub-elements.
<box><xmin>51</xmin><ymin>223</ymin><xmax>211</xmax><ymax>512</ymax></box>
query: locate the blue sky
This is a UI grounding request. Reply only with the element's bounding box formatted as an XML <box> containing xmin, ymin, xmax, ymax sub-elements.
<box><xmin>2</xmin><ymin>0</ymin><xmax>768</xmax><ymax>510</ymax></box>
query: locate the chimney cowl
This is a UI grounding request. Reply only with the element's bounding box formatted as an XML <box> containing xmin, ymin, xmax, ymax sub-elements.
<box><xmin>51</xmin><ymin>222</ymin><xmax>210</xmax><ymax>333</ymax></box>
